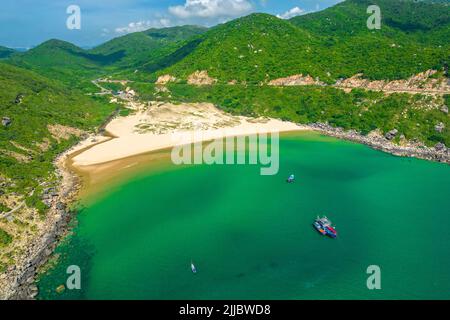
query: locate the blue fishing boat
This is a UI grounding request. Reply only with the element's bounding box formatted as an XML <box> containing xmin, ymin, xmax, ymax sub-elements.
<box><xmin>313</xmin><ymin>221</ymin><xmax>327</xmax><ymax>235</ymax></box>
<box><xmin>314</xmin><ymin>216</ymin><xmax>338</xmax><ymax>238</ymax></box>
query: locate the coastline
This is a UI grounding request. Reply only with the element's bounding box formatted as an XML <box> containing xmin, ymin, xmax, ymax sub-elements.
<box><xmin>71</xmin><ymin>102</ymin><xmax>307</xmax><ymax>167</ymax></box>
<box><xmin>0</xmin><ymin>135</ymin><xmax>108</xmax><ymax>300</ymax></box>
<box><xmin>309</xmin><ymin>123</ymin><xmax>450</xmax><ymax>164</ymax></box>
<box><xmin>2</xmin><ymin>103</ymin><xmax>448</xmax><ymax>300</ymax></box>
<box><xmin>0</xmin><ymin>103</ymin><xmax>307</xmax><ymax>300</ymax></box>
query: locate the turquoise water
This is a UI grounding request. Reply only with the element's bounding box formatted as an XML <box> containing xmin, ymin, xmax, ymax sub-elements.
<box><xmin>38</xmin><ymin>132</ymin><xmax>450</xmax><ymax>300</ymax></box>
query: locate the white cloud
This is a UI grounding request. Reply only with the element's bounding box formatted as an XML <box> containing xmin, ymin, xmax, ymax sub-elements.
<box><xmin>169</xmin><ymin>0</ymin><xmax>252</xmax><ymax>19</ymax></box>
<box><xmin>115</xmin><ymin>18</ymin><xmax>172</xmax><ymax>34</ymax></box>
<box><xmin>101</xmin><ymin>28</ymin><xmax>110</xmax><ymax>37</ymax></box>
<box><xmin>276</xmin><ymin>7</ymin><xmax>305</xmax><ymax>19</ymax></box>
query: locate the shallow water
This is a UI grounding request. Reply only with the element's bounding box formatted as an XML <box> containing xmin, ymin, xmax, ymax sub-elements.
<box><xmin>37</xmin><ymin>132</ymin><xmax>450</xmax><ymax>300</ymax></box>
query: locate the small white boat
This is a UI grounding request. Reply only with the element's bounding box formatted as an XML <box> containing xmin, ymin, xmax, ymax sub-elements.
<box><xmin>191</xmin><ymin>261</ymin><xmax>197</xmax><ymax>274</ymax></box>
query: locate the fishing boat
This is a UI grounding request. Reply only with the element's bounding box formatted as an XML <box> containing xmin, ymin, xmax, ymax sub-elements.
<box><xmin>313</xmin><ymin>221</ymin><xmax>327</xmax><ymax>235</ymax></box>
<box><xmin>287</xmin><ymin>174</ymin><xmax>295</xmax><ymax>183</ymax></box>
<box><xmin>191</xmin><ymin>261</ymin><xmax>197</xmax><ymax>274</ymax></box>
<box><xmin>314</xmin><ymin>216</ymin><xmax>338</xmax><ymax>238</ymax></box>
<box><xmin>325</xmin><ymin>224</ymin><xmax>337</xmax><ymax>238</ymax></box>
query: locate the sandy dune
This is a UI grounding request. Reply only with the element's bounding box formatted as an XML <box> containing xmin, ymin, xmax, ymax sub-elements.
<box><xmin>72</xmin><ymin>102</ymin><xmax>305</xmax><ymax>167</ymax></box>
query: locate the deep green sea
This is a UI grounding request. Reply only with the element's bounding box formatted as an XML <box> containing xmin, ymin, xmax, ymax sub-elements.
<box><xmin>37</xmin><ymin>132</ymin><xmax>450</xmax><ymax>300</ymax></box>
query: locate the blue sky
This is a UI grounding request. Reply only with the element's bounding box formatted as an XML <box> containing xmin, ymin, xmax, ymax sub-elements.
<box><xmin>0</xmin><ymin>0</ymin><xmax>342</xmax><ymax>48</ymax></box>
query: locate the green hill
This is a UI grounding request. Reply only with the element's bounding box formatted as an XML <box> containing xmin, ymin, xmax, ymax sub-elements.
<box><xmin>7</xmin><ymin>39</ymin><xmax>118</xmax><ymax>87</ymax></box>
<box><xmin>161</xmin><ymin>13</ymin><xmax>325</xmax><ymax>83</ymax></box>
<box><xmin>6</xmin><ymin>1</ymin><xmax>447</xmax><ymax>84</ymax></box>
<box><xmin>6</xmin><ymin>26</ymin><xmax>208</xmax><ymax>85</ymax></box>
<box><xmin>0</xmin><ymin>62</ymin><xmax>116</xmax><ymax>212</ymax></box>
<box><xmin>290</xmin><ymin>0</ymin><xmax>449</xmax><ymax>41</ymax></box>
<box><xmin>0</xmin><ymin>46</ymin><xmax>15</xmax><ymax>59</ymax></box>
<box><xmin>90</xmin><ymin>25</ymin><xmax>207</xmax><ymax>71</ymax></box>
<box><xmin>160</xmin><ymin>0</ymin><xmax>449</xmax><ymax>82</ymax></box>
<box><xmin>289</xmin><ymin>0</ymin><xmax>450</xmax><ymax>79</ymax></box>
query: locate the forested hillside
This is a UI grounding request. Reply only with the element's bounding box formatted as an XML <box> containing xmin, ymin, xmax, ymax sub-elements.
<box><xmin>161</xmin><ymin>0</ymin><xmax>449</xmax><ymax>82</ymax></box>
<box><xmin>0</xmin><ymin>46</ymin><xmax>15</xmax><ymax>59</ymax></box>
<box><xmin>8</xmin><ymin>26</ymin><xmax>208</xmax><ymax>86</ymax></box>
<box><xmin>90</xmin><ymin>25</ymin><xmax>207</xmax><ymax>70</ymax></box>
<box><xmin>0</xmin><ymin>63</ymin><xmax>116</xmax><ymax>213</ymax></box>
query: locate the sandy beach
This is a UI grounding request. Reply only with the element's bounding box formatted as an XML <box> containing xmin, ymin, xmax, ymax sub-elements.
<box><xmin>72</xmin><ymin>102</ymin><xmax>306</xmax><ymax>168</ymax></box>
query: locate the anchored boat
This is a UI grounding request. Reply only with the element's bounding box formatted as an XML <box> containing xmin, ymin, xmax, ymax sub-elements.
<box><xmin>287</xmin><ymin>174</ymin><xmax>295</xmax><ymax>183</ymax></box>
<box><xmin>313</xmin><ymin>216</ymin><xmax>337</xmax><ymax>238</ymax></box>
<box><xmin>191</xmin><ymin>261</ymin><xmax>197</xmax><ymax>274</ymax></box>
<box><xmin>313</xmin><ymin>221</ymin><xmax>327</xmax><ymax>235</ymax></box>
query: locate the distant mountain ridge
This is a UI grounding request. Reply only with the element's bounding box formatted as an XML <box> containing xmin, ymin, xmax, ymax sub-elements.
<box><xmin>90</xmin><ymin>25</ymin><xmax>207</xmax><ymax>69</ymax></box>
<box><xmin>2</xmin><ymin>0</ymin><xmax>449</xmax><ymax>84</ymax></box>
<box><xmin>0</xmin><ymin>46</ymin><xmax>15</xmax><ymax>59</ymax></box>
<box><xmin>6</xmin><ymin>26</ymin><xmax>208</xmax><ymax>85</ymax></box>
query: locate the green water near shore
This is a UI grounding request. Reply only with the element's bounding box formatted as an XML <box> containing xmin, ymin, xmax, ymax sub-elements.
<box><xmin>38</xmin><ymin>132</ymin><xmax>450</xmax><ymax>300</ymax></box>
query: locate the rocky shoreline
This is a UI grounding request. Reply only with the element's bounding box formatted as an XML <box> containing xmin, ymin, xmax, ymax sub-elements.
<box><xmin>1</xmin><ymin>144</ymin><xmax>84</xmax><ymax>300</ymax></box>
<box><xmin>309</xmin><ymin>123</ymin><xmax>450</xmax><ymax>164</ymax></box>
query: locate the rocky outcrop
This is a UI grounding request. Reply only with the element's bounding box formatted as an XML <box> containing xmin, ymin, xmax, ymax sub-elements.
<box><xmin>309</xmin><ymin>123</ymin><xmax>450</xmax><ymax>164</ymax></box>
<box><xmin>0</xmin><ymin>148</ymin><xmax>82</xmax><ymax>300</ymax></box>
<box><xmin>2</xmin><ymin>196</ymin><xmax>73</xmax><ymax>300</ymax></box>
<box><xmin>335</xmin><ymin>70</ymin><xmax>450</xmax><ymax>94</ymax></box>
<box><xmin>385</xmin><ymin>129</ymin><xmax>398</xmax><ymax>141</ymax></box>
<box><xmin>155</xmin><ymin>74</ymin><xmax>176</xmax><ymax>85</ymax></box>
<box><xmin>268</xmin><ymin>74</ymin><xmax>325</xmax><ymax>86</ymax></box>
<box><xmin>2</xmin><ymin>117</ymin><xmax>11</xmax><ymax>127</ymax></box>
<box><xmin>47</xmin><ymin>124</ymin><xmax>85</xmax><ymax>142</ymax></box>
<box><xmin>441</xmin><ymin>106</ymin><xmax>449</xmax><ymax>114</ymax></box>
<box><xmin>4</xmin><ymin>150</ymin><xmax>31</xmax><ymax>163</ymax></box>
<box><xmin>435</xmin><ymin>122</ymin><xmax>445</xmax><ymax>133</ymax></box>
<box><xmin>14</xmin><ymin>94</ymin><xmax>24</xmax><ymax>104</ymax></box>
<box><xmin>187</xmin><ymin>71</ymin><xmax>217</xmax><ymax>86</ymax></box>
<box><xmin>125</xmin><ymin>87</ymin><xmax>136</xmax><ymax>97</ymax></box>
<box><xmin>435</xmin><ymin>142</ymin><xmax>446</xmax><ymax>152</ymax></box>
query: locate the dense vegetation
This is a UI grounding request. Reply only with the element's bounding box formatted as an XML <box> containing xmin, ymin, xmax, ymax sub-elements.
<box><xmin>0</xmin><ymin>63</ymin><xmax>116</xmax><ymax>213</ymax></box>
<box><xmin>130</xmin><ymin>82</ymin><xmax>449</xmax><ymax>147</ymax></box>
<box><xmin>91</xmin><ymin>25</ymin><xmax>207</xmax><ymax>72</ymax></box>
<box><xmin>161</xmin><ymin>0</ymin><xmax>449</xmax><ymax>82</ymax></box>
<box><xmin>6</xmin><ymin>1</ymin><xmax>448</xmax><ymax>86</ymax></box>
<box><xmin>0</xmin><ymin>46</ymin><xmax>15</xmax><ymax>59</ymax></box>
<box><xmin>0</xmin><ymin>203</ymin><xmax>10</xmax><ymax>213</ymax></box>
<box><xmin>8</xmin><ymin>26</ymin><xmax>208</xmax><ymax>87</ymax></box>
<box><xmin>7</xmin><ymin>40</ymin><xmax>116</xmax><ymax>88</ymax></box>
<box><xmin>0</xmin><ymin>228</ymin><xmax>12</xmax><ymax>247</ymax></box>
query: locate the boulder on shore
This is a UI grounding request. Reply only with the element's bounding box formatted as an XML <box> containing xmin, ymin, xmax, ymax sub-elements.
<box><xmin>435</xmin><ymin>142</ymin><xmax>446</xmax><ymax>151</ymax></box>
<box><xmin>385</xmin><ymin>129</ymin><xmax>398</xmax><ymax>141</ymax></box>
